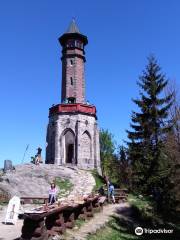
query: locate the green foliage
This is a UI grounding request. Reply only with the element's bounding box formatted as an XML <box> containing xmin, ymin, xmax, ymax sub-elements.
<box><xmin>87</xmin><ymin>217</ymin><xmax>138</xmax><ymax>240</ymax></box>
<box><xmin>88</xmin><ymin>193</ymin><xmax>180</xmax><ymax>240</ymax></box>
<box><xmin>100</xmin><ymin>129</ymin><xmax>115</xmax><ymax>157</ymax></box>
<box><xmin>128</xmin><ymin>193</ymin><xmax>155</xmax><ymax>219</ymax></box>
<box><xmin>99</xmin><ymin>129</ymin><xmax>120</xmax><ymax>185</ymax></box>
<box><xmin>99</xmin><ymin>130</ymin><xmax>131</xmax><ymax>186</ymax></box>
<box><xmin>100</xmin><ymin>128</ymin><xmax>115</xmax><ymax>175</ymax></box>
<box><xmin>91</xmin><ymin>170</ymin><xmax>105</xmax><ymax>191</ymax></box>
<box><xmin>127</xmin><ymin>56</ymin><xmax>173</xmax><ymax>194</ymax></box>
<box><xmin>30</xmin><ymin>156</ymin><xmax>35</xmax><ymax>164</ymax></box>
<box><xmin>117</xmin><ymin>145</ymin><xmax>131</xmax><ymax>187</ymax></box>
<box><xmin>128</xmin><ymin>193</ymin><xmax>180</xmax><ymax>234</ymax></box>
<box><xmin>75</xmin><ymin>218</ymin><xmax>86</xmax><ymax>228</ymax></box>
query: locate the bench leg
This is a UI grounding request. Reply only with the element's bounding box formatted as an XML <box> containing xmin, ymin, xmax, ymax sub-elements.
<box><xmin>21</xmin><ymin>217</ymin><xmax>48</xmax><ymax>240</ymax></box>
<box><xmin>78</xmin><ymin>207</ymin><xmax>88</xmax><ymax>220</ymax></box>
<box><xmin>46</xmin><ymin>212</ymin><xmax>66</xmax><ymax>236</ymax></box>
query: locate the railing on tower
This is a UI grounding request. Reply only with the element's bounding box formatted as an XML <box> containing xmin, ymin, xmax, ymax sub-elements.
<box><xmin>49</xmin><ymin>103</ymin><xmax>97</xmax><ymax>116</ymax></box>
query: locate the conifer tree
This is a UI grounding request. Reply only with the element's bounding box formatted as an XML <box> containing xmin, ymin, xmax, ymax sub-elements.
<box><xmin>118</xmin><ymin>145</ymin><xmax>130</xmax><ymax>187</ymax></box>
<box><xmin>127</xmin><ymin>56</ymin><xmax>173</xmax><ymax>193</ymax></box>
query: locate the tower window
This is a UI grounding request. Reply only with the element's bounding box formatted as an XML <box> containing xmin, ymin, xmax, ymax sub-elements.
<box><xmin>70</xmin><ymin>77</ymin><xmax>73</xmax><ymax>85</ymax></box>
<box><xmin>67</xmin><ymin>97</ymin><xmax>76</xmax><ymax>103</ymax></box>
<box><xmin>76</xmin><ymin>40</ymin><xmax>83</xmax><ymax>49</ymax></box>
<box><xmin>67</xmin><ymin>40</ymin><xmax>75</xmax><ymax>48</ymax></box>
<box><xmin>70</xmin><ymin>59</ymin><xmax>73</xmax><ymax>65</ymax></box>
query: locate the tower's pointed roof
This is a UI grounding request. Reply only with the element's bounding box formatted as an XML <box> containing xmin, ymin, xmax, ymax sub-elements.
<box><xmin>66</xmin><ymin>19</ymin><xmax>80</xmax><ymax>34</ymax></box>
<box><xmin>59</xmin><ymin>20</ymin><xmax>88</xmax><ymax>46</ymax></box>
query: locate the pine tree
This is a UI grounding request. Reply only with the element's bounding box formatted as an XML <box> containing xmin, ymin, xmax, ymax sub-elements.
<box><xmin>118</xmin><ymin>145</ymin><xmax>130</xmax><ymax>187</ymax></box>
<box><xmin>127</xmin><ymin>56</ymin><xmax>173</xmax><ymax>193</ymax></box>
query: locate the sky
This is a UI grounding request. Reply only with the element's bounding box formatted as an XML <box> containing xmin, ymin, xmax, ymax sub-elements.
<box><xmin>0</xmin><ymin>0</ymin><xmax>180</xmax><ymax>167</ymax></box>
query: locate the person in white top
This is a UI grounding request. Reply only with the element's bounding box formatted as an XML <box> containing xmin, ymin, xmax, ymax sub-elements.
<box><xmin>48</xmin><ymin>182</ymin><xmax>58</xmax><ymax>204</ymax></box>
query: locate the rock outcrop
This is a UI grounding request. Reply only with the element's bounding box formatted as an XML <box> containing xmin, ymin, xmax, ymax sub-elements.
<box><xmin>0</xmin><ymin>163</ymin><xmax>95</xmax><ymax>198</ymax></box>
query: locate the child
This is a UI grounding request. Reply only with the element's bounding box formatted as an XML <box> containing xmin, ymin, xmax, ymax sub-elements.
<box><xmin>98</xmin><ymin>185</ymin><xmax>105</xmax><ymax>196</ymax></box>
<box><xmin>48</xmin><ymin>182</ymin><xmax>58</xmax><ymax>204</ymax></box>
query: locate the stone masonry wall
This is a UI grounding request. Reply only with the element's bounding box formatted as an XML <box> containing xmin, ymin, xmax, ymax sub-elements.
<box><xmin>46</xmin><ymin>112</ymin><xmax>101</xmax><ymax>174</ymax></box>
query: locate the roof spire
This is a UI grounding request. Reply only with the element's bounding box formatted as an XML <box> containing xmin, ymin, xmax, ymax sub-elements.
<box><xmin>66</xmin><ymin>18</ymin><xmax>80</xmax><ymax>34</ymax></box>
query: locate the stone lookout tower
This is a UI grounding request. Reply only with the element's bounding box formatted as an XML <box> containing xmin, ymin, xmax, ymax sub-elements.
<box><xmin>46</xmin><ymin>20</ymin><xmax>101</xmax><ymax>173</ymax></box>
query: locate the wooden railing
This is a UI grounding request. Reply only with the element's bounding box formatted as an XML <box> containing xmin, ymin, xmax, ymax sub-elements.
<box><xmin>20</xmin><ymin>197</ymin><xmax>49</xmax><ymax>205</ymax></box>
<box><xmin>49</xmin><ymin>103</ymin><xmax>97</xmax><ymax>116</ymax></box>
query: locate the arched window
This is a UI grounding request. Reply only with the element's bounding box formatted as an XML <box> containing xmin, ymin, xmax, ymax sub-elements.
<box><xmin>70</xmin><ymin>59</ymin><xmax>74</xmax><ymax>66</ymax></box>
<box><xmin>81</xmin><ymin>131</ymin><xmax>92</xmax><ymax>163</ymax></box>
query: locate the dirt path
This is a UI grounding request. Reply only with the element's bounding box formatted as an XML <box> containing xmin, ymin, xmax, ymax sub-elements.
<box><xmin>66</xmin><ymin>203</ymin><xmax>129</xmax><ymax>240</ymax></box>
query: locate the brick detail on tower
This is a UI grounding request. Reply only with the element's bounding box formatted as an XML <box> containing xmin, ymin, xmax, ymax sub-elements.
<box><xmin>61</xmin><ymin>49</ymin><xmax>85</xmax><ymax>103</ymax></box>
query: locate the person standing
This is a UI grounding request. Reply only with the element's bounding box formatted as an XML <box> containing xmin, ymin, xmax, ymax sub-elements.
<box><xmin>36</xmin><ymin>147</ymin><xmax>42</xmax><ymax>164</ymax></box>
<box><xmin>48</xmin><ymin>182</ymin><xmax>58</xmax><ymax>204</ymax></box>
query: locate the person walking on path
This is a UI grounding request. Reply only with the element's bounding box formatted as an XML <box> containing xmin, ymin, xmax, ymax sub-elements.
<box><xmin>109</xmin><ymin>182</ymin><xmax>115</xmax><ymax>203</ymax></box>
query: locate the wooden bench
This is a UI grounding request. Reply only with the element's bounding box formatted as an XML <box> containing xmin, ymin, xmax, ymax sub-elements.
<box><xmin>102</xmin><ymin>188</ymin><xmax>128</xmax><ymax>203</ymax></box>
<box><xmin>0</xmin><ymin>193</ymin><xmax>10</xmax><ymax>203</ymax></box>
<box><xmin>114</xmin><ymin>189</ymin><xmax>128</xmax><ymax>203</ymax></box>
<box><xmin>20</xmin><ymin>197</ymin><xmax>49</xmax><ymax>205</ymax></box>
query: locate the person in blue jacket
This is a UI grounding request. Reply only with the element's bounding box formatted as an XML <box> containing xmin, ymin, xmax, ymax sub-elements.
<box><xmin>109</xmin><ymin>182</ymin><xmax>115</xmax><ymax>203</ymax></box>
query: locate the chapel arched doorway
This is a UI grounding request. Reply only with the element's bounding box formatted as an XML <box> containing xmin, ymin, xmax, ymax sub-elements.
<box><xmin>64</xmin><ymin>129</ymin><xmax>76</xmax><ymax>164</ymax></box>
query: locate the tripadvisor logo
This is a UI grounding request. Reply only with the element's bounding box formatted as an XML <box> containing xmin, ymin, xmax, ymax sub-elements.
<box><xmin>135</xmin><ymin>226</ymin><xmax>174</xmax><ymax>235</ymax></box>
<box><xmin>135</xmin><ymin>227</ymin><xmax>143</xmax><ymax>235</ymax></box>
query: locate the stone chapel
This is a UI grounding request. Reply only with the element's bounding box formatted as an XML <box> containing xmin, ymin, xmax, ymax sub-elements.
<box><xmin>45</xmin><ymin>20</ymin><xmax>101</xmax><ymax>174</ymax></box>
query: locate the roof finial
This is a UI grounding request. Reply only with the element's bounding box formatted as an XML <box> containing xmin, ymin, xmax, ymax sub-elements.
<box><xmin>66</xmin><ymin>18</ymin><xmax>80</xmax><ymax>34</ymax></box>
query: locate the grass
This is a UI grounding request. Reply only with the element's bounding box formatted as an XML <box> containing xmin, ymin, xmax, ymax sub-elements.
<box><xmin>87</xmin><ymin>193</ymin><xmax>180</xmax><ymax>240</ymax></box>
<box><xmin>55</xmin><ymin>178</ymin><xmax>73</xmax><ymax>197</ymax></box>
<box><xmin>91</xmin><ymin>170</ymin><xmax>105</xmax><ymax>191</ymax></box>
<box><xmin>75</xmin><ymin>218</ymin><xmax>86</xmax><ymax>228</ymax></box>
<box><xmin>128</xmin><ymin>193</ymin><xmax>180</xmax><ymax>239</ymax></box>
<box><xmin>87</xmin><ymin>217</ymin><xmax>138</xmax><ymax>240</ymax></box>
<box><xmin>128</xmin><ymin>193</ymin><xmax>154</xmax><ymax>218</ymax></box>
<box><xmin>128</xmin><ymin>194</ymin><xmax>152</xmax><ymax>208</ymax></box>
